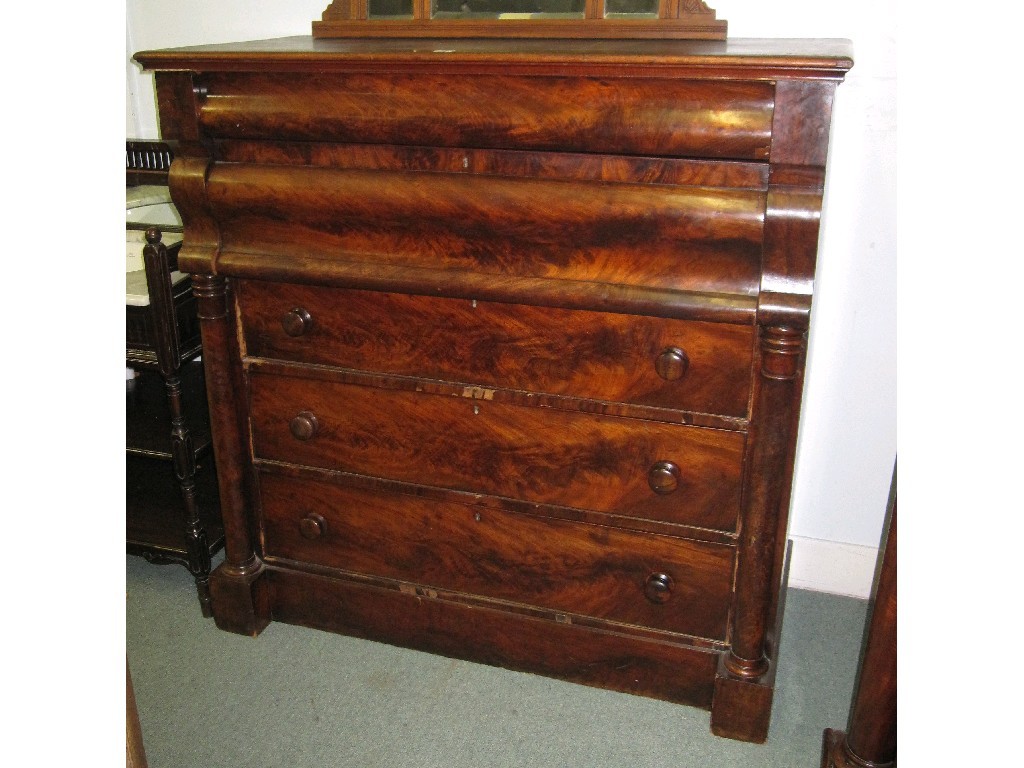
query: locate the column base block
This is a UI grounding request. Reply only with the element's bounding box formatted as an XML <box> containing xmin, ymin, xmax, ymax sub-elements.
<box><xmin>710</xmin><ymin>652</ymin><xmax>775</xmax><ymax>743</ymax></box>
<box><xmin>209</xmin><ymin>559</ymin><xmax>271</xmax><ymax>637</ymax></box>
<box><xmin>821</xmin><ymin>728</ymin><xmax>895</xmax><ymax>768</ymax></box>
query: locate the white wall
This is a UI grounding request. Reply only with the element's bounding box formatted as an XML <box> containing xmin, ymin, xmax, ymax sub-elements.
<box><xmin>128</xmin><ymin>0</ymin><xmax>327</xmax><ymax>137</ymax></box>
<box><xmin>126</xmin><ymin>1</ymin><xmax>897</xmax><ymax>598</ymax></box>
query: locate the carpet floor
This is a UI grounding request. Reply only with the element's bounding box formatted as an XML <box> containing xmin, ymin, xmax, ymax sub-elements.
<box><xmin>127</xmin><ymin>554</ymin><xmax>868</xmax><ymax>768</ymax></box>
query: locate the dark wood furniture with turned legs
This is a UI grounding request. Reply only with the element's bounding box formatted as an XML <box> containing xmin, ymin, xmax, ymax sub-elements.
<box><xmin>822</xmin><ymin>475</ymin><xmax>897</xmax><ymax>767</ymax></box>
<box><xmin>126</xmin><ymin>140</ymin><xmax>224</xmax><ymax>616</ymax></box>
<box><xmin>135</xmin><ymin>34</ymin><xmax>851</xmax><ymax>742</ymax></box>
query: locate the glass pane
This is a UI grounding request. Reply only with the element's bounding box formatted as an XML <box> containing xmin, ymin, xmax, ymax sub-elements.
<box><xmin>604</xmin><ymin>0</ymin><xmax>658</xmax><ymax>16</ymax></box>
<box><xmin>368</xmin><ymin>0</ymin><xmax>414</xmax><ymax>18</ymax></box>
<box><xmin>431</xmin><ymin>0</ymin><xmax>585</xmax><ymax>19</ymax></box>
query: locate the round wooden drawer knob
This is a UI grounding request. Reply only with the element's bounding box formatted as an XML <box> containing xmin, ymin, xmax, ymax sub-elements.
<box><xmin>281</xmin><ymin>307</ymin><xmax>313</xmax><ymax>337</ymax></box>
<box><xmin>648</xmin><ymin>460</ymin><xmax>681</xmax><ymax>495</ymax></box>
<box><xmin>289</xmin><ymin>411</ymin><xmax>319</xmax><ymax>441</ymax></box>
<box><xmin>299</xmin><ymin>513</ymin><xmax>325</xmax><ymax>540</ymax></box>
<box><xmin>644</xmin><ymin>573</ymin><xmax>674</xmax><ymax>604</ymax></box>
<box><xmin>655</xmin><ymin>347</ymin><xmax>689</xmax><ymax>381</ymax></box>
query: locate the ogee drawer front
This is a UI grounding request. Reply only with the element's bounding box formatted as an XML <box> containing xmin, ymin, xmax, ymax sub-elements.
<box><xmin>249</xmin><ymin>370</ymin><xmax>744</xmax><ymax>531</ymax></box>
<box><xmin>199</xmin><ymin>72</ymin><xmax>774</xmax><ymax>161</ymax></box>
<box><xmin>207</xmin><ymin>164</ymin><xmax>765</xmax><ymax>298</ymax></box>
<box><xmin>258</xmin><ymin>472</ymin><xmax>735</xmax><ymax>640</ymax></box>
<box><xmin>239</xmin><ymin>282</ymin><xmax>754</xmax><ymax>417</ymax></box>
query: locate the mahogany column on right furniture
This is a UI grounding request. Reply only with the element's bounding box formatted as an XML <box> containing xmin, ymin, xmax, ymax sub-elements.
<box><xmin>821</xmin><ymin>473</ymin><xmax>897</xmax><ymax>767</ymax></box>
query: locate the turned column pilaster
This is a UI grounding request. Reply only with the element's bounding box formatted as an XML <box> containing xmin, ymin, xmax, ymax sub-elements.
<box><xmin>192</xmin><ymin>274</ymin><xmax>257</xmax><ymax>572</ymax></box>
<box><xmin>711</xmin><ymin>302</ymin><xmax>809</xmax><ymax>742</ymax></box>
<box><xmin>192</xmin><ymin>273</ymin><xmax>270</xmax><ymax>635</ymax></box>
<box><xmin>727</xmin><ymin>322</ymin><xmax>806</xmax><ymax>677</ymax></box>
<box><xmin>168</xmin><ymin>138</ymin><xmax>270</xmax><ymax>634</ymax></box>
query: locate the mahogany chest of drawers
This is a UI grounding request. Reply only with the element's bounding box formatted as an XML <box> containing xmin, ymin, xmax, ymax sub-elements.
<box><xmin>136</xmin><ymin>36</ymin><xmax>852</xmax><ymax>742</ymax></box>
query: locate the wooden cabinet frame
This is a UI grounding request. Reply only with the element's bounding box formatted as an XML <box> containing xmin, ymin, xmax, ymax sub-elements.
<box><xmin>135</xmin><ymin>34</ymin><xmax>852</xmax><ymax>745</ymax></box>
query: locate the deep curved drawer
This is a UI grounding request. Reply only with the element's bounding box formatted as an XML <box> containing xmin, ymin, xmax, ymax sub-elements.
<box><xmin>207</xmin><ymin>163</ymin><xmax>765</xmax><ymax>298</ymax></box>
<box><xmin>198</xmin><ymin>72</ymin><xmax>774</xmax><ymax>161</ymax></box>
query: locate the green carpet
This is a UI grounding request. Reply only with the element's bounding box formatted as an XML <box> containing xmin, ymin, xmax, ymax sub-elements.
<box><xmin>127</xmin><ymin>555</ymin><xmax>867</xmax><ymax>767</ymax></box>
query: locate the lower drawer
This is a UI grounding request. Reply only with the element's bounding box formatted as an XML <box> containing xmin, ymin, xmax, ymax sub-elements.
<box><xmin>249</xmin><ymin>369</ymin><xmax>745</xmax><ymax>531</ymax></box>
<box><xmin>267</xmin><ymin>566</ymin><xmax>721</xmax><ymax>709</ymax></box>
<box><xmin>258</xmin><ymin>471</ymin><xmax>735</xmax><ymax>641</ymax></box>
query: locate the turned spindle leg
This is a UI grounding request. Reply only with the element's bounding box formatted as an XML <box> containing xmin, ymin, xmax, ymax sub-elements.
<box><xmin>143</xmin><ymin>227</ymin><xmax>212</xmax><ymax>616</ymax></box>
<box><xmin>164</xmin><ymin>371</ymin><xmax>213</xmax><ymax>616</ymax></box>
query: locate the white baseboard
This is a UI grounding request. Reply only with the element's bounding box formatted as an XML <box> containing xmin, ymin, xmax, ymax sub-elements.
<box><xmin>786</xmin><ymin>536</ymin><xmax>879</xmax><ymax>599</ymax></box>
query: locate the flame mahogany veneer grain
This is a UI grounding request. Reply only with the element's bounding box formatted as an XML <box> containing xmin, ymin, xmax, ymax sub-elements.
<box><xmin>135</xmin><ymin>35</ymin><xmax>852</xmax><ymax>744</ymax></box>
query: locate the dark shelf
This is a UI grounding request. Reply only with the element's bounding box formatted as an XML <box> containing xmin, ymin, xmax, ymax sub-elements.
<box><xmin>127</xmin><ymin>452</ymin><xmax>224</xmax><ymax>559</ymax></box>
<box><xmin>126</xmin><ymin>361</ymin><xmax>213</xmax><ymax>459</ymax></box>
<box><xmin>126</xmin><ymin>145</ymin><xmax>224</xmax><ymax>616</ymax></box>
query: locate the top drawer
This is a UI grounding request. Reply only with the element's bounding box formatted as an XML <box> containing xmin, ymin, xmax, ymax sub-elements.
<box><xmin>198</xmin><ymin>72</ymin><xmax>774</xmax><ymax>161</ymax></box>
